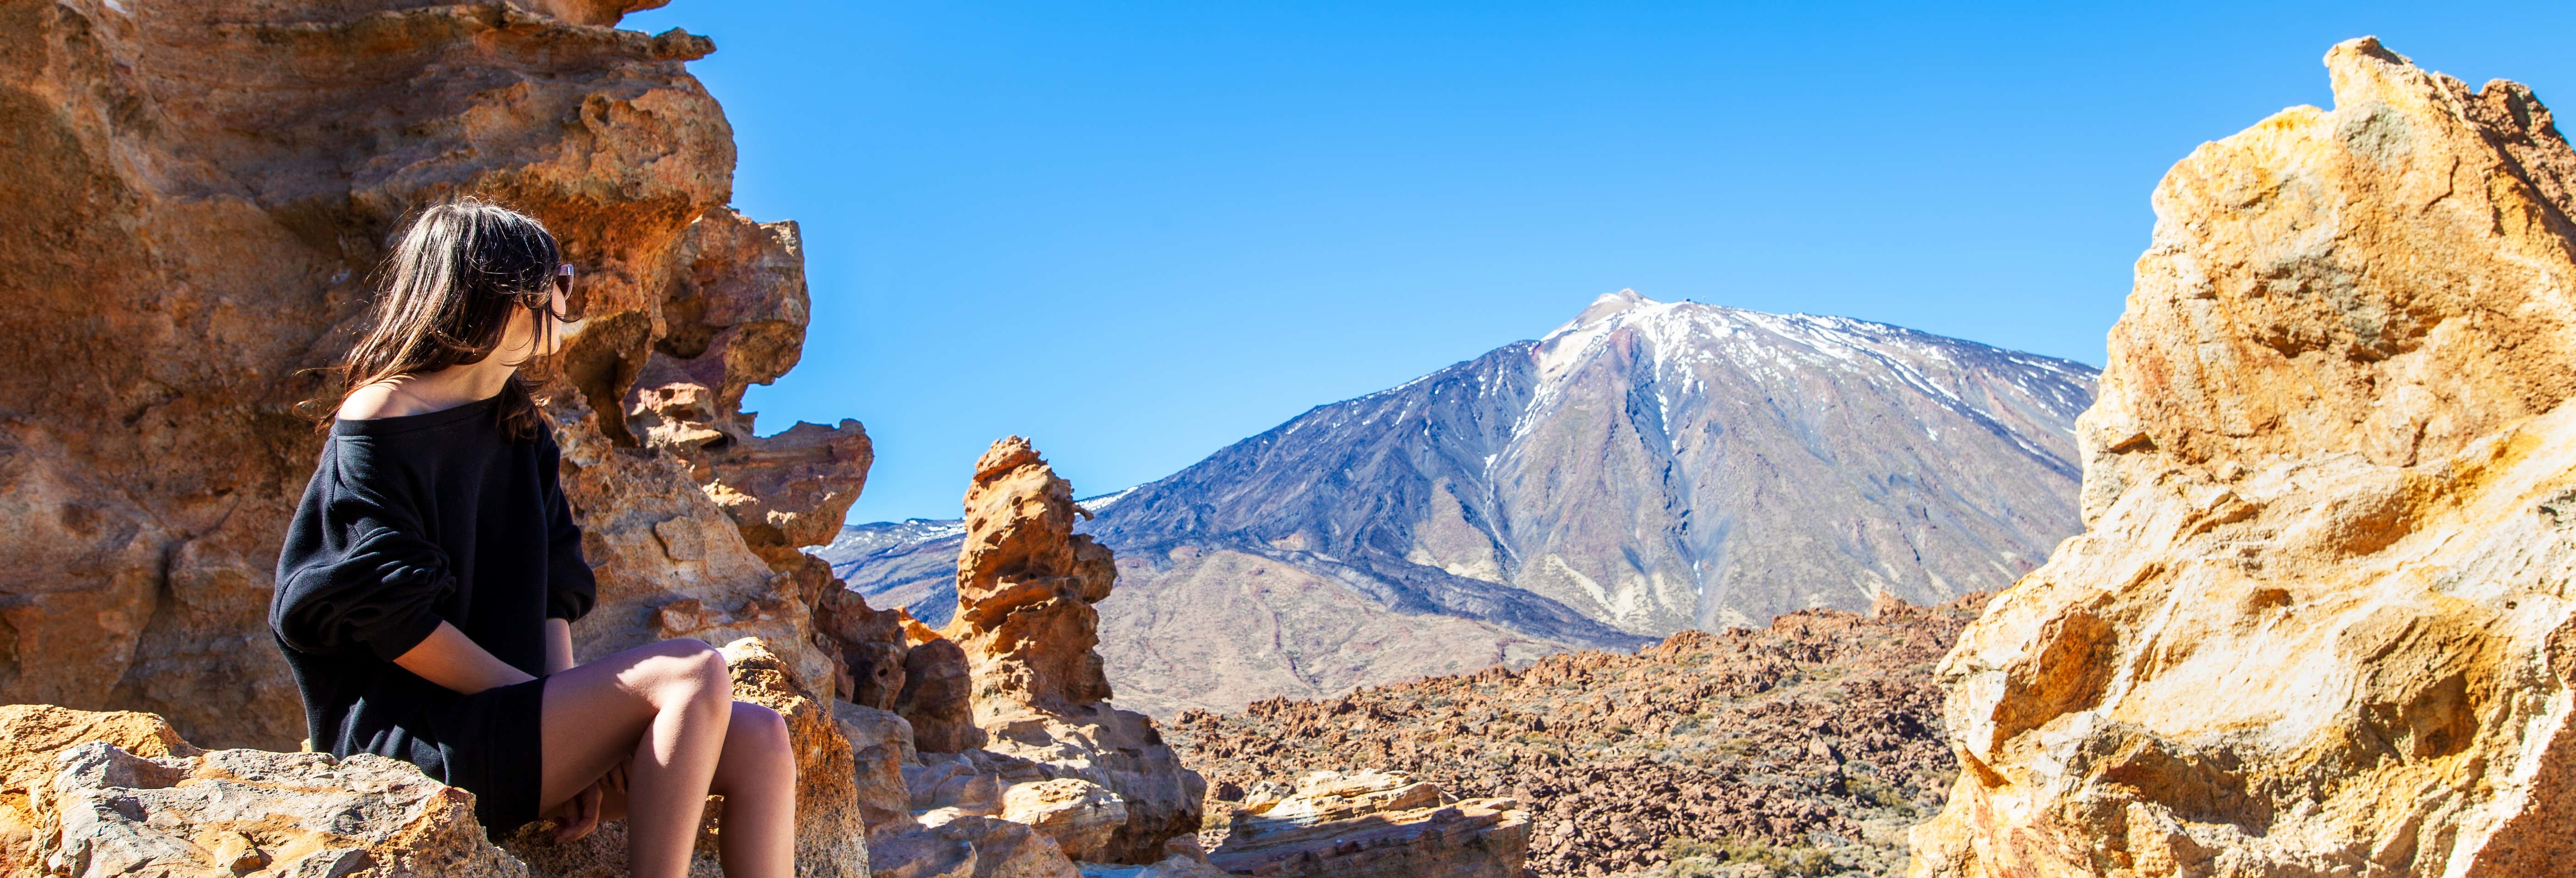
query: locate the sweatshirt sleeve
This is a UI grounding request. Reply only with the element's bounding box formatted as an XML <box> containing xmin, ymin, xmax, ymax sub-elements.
<box><xmin>539</xmin><ymin>435</ymin><xmax>597</xmax><ymax>623</ymax></box>
<box><xmin>270</xmin><ymin>441</ymin><xmax>455</xmax><ymax>661</ymax></box>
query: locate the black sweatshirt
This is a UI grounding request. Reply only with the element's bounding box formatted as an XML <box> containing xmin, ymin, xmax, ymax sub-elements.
<box><xmin>269</xmin><ymin>394</ymin><xmax>595</xmax><ymax>767</ymax></box>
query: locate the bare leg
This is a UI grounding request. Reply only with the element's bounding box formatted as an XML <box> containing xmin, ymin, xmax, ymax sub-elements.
<box><xmin>710</xmin><ymin>702</ymin><xmax>796</xmax><ymax>878</ymax></box>
<box><xmin>571</xmin><ymin>705</ymin><xmax>793</xmax><ymax>877</ymax></box>
<box><xmin>539</xmin><ymin>639</ymin><xmax>733</xmax><ymax>878</ymax></box>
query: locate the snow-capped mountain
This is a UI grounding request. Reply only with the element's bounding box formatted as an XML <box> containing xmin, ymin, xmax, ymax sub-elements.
<box><xmin>815</xmin><ymin>291</ymin><xmax>2096</xmax><ymax>715</ymax></box>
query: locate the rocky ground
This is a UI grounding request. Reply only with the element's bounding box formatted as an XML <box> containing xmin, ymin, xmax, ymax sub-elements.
<box><xmin>1166</xmin><ymin>595</ymin><xmax>1983</xmax><ymax>877</ymax></box>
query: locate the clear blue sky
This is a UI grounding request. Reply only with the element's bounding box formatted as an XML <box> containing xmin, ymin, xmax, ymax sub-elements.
<box><xmin>624</xmin><ymin>1</ymin><xmax>2575</xmax><ymax>525</ymax></box>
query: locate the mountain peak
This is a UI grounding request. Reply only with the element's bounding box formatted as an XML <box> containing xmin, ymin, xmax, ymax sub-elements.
<box><xmin>1557</xmin><ymin>289</ymin><xmax>1657</xmax><ymax>336</ymax></box>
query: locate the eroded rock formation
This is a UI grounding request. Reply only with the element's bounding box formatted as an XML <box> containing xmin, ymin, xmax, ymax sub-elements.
<box><xmin>0</xmin><ymin>0</ymin><xmax>865</xmax><ymax>749</ymax></box>
<box><xmin>949</xmin><ymin>437</ymin><xmax>1118</xmax><ymax>716</ymax></box>
<box><xmin>0</xmin><ymin>3</ymin><xmax>1242</xmax><ymax>878</ymax></box>
<box><xmin>1911</xmin><ymin>39</ymin><xmax>2576</xmax><ymax>876</ymax></box>
<box><xmin>837</xmin><ymin>439</ymin><xmax>1205</xmax><ymax>868</ymax></box>
<box><xmin>940</xmin><ymin>440</ymin><xmax>1204</xmax><ymax>864</ymax></box>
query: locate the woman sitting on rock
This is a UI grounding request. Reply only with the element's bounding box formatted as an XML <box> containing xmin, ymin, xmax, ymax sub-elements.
<box><xmin>269</xmin><ymin>199</ymin><xmax>797</xmax><ymax>878</ymax></box>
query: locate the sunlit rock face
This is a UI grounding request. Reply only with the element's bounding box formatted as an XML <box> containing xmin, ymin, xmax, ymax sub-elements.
<box><xmin>0</xmin><ymin>0</ymin><xmax>864</xmax><ymax>747</ymax></box>
<box><xmin>1911</xmin><ymin>38</ymin><xmax>2576</xmax><ymax>876</ymax></box>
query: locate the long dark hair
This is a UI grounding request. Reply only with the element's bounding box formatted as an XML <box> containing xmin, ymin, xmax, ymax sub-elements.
<box><xmin>316</xmin><ymin>198</ymin><xmax>570</xmax><ymax>441</ymax></box>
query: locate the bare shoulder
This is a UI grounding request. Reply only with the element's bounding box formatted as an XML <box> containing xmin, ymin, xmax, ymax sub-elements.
<box><xmin>337</xmin><ymin>382</ymin><xmax>422</xmax><ymax>420</ymax></box>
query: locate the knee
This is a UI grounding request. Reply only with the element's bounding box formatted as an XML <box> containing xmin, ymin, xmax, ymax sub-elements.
<box><xmin>729</xmin><ymin>702</ymin><xmax>795</xmax><ymax>770</ymax></box>
<box><xmin>642</xmin><ymin>639</ymin><xmax>732</xmax><ymax>711</ymax></box>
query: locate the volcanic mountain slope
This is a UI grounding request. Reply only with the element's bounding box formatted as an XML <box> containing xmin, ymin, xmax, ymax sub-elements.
<box><xmin>1165</xmin><ymin>595</ymin><xmax>1986</xmax><ymax>878</ymax></box>
<box><xmin>820</xmin><ymin>292</ymin><xmax>2093</xmax><ymax>715</ymax></box>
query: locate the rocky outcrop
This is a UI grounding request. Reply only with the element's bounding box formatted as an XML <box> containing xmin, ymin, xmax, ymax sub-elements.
<box><xmin>935</xmin><ymin>439</ymin><xmax>1204</xmax><ymax>864</ymax></box>
<box><xmin>868</xmin><ymin>816</ymin><xmax>1079</xmax><ymax>878</ymax></box>
<box><xmin>1221</xmin><ymin>770</ymin><xmax>1441</xmax><ymax>836</ymax></box>
<box><xmin>836</xmin><ymin>700</ymin><xmax>920</xmax><ymax>834</ymax></box>
<box><xmin>1204</xmin><ymin>770</ymin><xmax>1528</xmax><ymax>878</ymax></box>
<box><xmin>41</xmin><ymin>744</ymin><xmax>532</xmax><ymax>878</ymax></box>
<box><xmin>972</xmin><ymin>705</ymin><xmax>1202</xmax><ymax>865</ymax></box>
<box><xmin>1911</xmin><ymin>39</ymin><xmax>2576</xmax><ymax>876</ymax></box>
<box><xmin>950</xmin><ymin>438</ymin><xmax>1118</xmax><ymax>716</ymax></box>
<box><xmin>836</xmin><ymin>440</ymin><xmax>1204</xmax><ymax>868</ymax></box>
<box><xmin>724</xmin><ymin>638</ymin><xmax>873</xmax><ymax>876</ymax></box>
<box><xmin>0</xmin><ymin>0</ymin><xmax>865</xmax><ymax>749</ymax></box>
<box><xmin>1171</xmin><ymin>598</ymin><xmax>1982</xmax><ymax>877</ymax></box>
<box><xmin>5</xmin><ymin>704</ymin><xmax>525</xmax><ymax>877</ymax></box>
<box><xmin>820</xmin><ymin>585</ymin><xmax>916</xmax><ymax>711</ymax></box>
<box><xmin>896</xmin><ymin>616</ymin><xmax>984</xmax><ymax>755</ymax></box>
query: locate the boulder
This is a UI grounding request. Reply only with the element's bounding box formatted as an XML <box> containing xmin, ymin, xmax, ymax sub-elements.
<box><xmin>0</xmin><ymin>705</ymin><xmax>200</xmax><ymax>870</ymax></box>
<box><xmin>1221</xmin><ymin>770</ymin><xmax>1441</xmax><ymax>839</ymax></box>
<box><xmin>1000</xmin><ymin>778</ymin><xmax>1129</xmax><ymax>860</ymax></box>
<box><xmin>976</xmin><ymin>702</ymin><xmax>1206</xmax><ymax>866</ymax></box>
<box><xmin>869</xmin><ymin>816</ymin><xmax>1081</xmax><ymax>878</ymax></box>
<box><xmin>1910</xmin><ymin>39</ymin><xmax>2576</xmax><ymax>876</ymax></box>
<box><xmin>821</xmin><ymin>586</ymin><xmax>915</xmax><ymax>711</ymax></box>
<box><xmin>836</xmin><ymin>700</ymin><xmax>921</xmax><ymax>834</ymax></box>
<box><xmin>898</xmin><ymin>618</ymin><xmax>985</xmax><ymax>755</ymax></box>
<box><xmin>1205</xmin><ymin>780</ymin><xmax>1530</xmax><ymax>878</ymax></box>
<box><xmin>30</xmin><ymin>736</ymin><xmax>526</xmax><ymax>877</ymax></box>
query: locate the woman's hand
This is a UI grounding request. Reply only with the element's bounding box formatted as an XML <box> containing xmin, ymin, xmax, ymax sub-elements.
<box><xmin>544</xmin><ymin>758</ymin><xmax>629</xmax><ymax>842</ymax></box>
<box><xmin>600</xmin><ymin>757</ymin><xmax>628</xmax><ymax>799</ymax></box>
<box><xmin>549</xmin><ymin>776</ymin><xmax>605</xmax><ymax>842</ymax></box>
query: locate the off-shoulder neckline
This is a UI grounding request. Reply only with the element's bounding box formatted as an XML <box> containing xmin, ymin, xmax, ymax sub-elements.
<box><xmin>331</xmin><ymin>393</ymin><xmax>504</xmax><ymax>437</ymax></box>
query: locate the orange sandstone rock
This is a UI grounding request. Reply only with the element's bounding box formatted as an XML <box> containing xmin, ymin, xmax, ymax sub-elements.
<box><xmin>1911</xmin><ymin>38</ymin><xmax>2576</xmax><ymax>876</ymax></box>
<box><xmin>884</xmin><ymin>439</ymin><xmax>1204</xmax><ymax>865</ymax></box>
<box><xmin>948</xmin><ymin>437</ymin><xmax>1117</xmax><ymax>714</ymax></box>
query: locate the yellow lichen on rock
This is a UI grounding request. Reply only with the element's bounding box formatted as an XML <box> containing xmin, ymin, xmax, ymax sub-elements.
<box><xmin>1911</xmin><ymin>38</ymin><xmax>2576</xmax><ymax>876</ymax></box>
